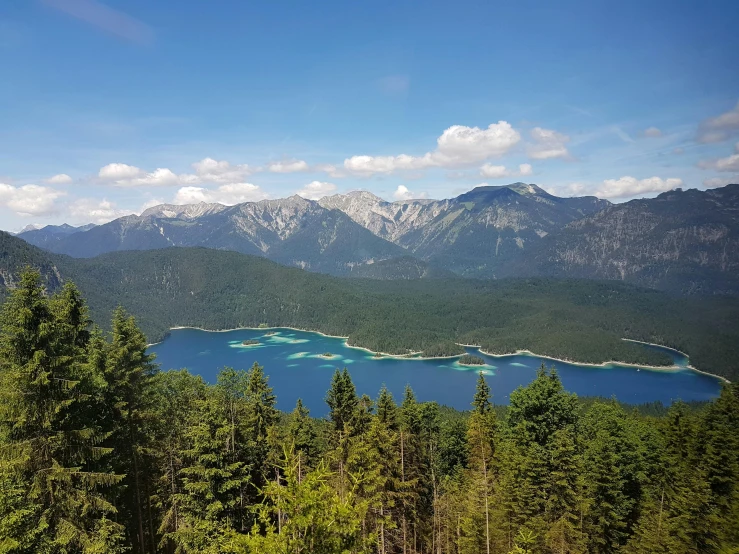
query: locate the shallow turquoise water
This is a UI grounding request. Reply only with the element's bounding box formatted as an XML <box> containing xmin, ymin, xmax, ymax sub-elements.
<box><xmin>148</xmin><ymin>328</ymin><xmax>724</xmax><ymax>414</ymax></box>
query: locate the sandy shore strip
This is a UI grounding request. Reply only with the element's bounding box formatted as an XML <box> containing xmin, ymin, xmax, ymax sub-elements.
<box><xmin>150</xmin><ymin>326</ymin><xmax>729</xmax><ymax>383</ymax></box>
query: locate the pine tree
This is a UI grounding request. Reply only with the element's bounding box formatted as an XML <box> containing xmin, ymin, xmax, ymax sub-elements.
<box><xmin>326</xmin><ymin>368</ymin><xmax>359</xmax><ymax>434</ymax></box>
<box><xmin>243</xmin><ymin>361</ymin><xmax>278</xmax><ymax>513</ymax></box>
<box><xmin>460</xmin><ymin>373</ymin><xmax>497</xmax><ymax>554</ymax></box>
<box><xmin>104</xmin><ymin>306</ymin><xmax>158</xmax><ymax>553</ymax></box>
<box><xmin>0</xmin><ymin>270</ymin><xmax>125</xmax><ymax>552</ymax></box>
<box><xmin>152</xmin><ymin>369</ymin><xmax>208</xmax><ymax>550</ymax></box>
<box><xmin>288</xmin><ymin>398</ymin><xmax>318</xmax><ymax>482</ymax></box>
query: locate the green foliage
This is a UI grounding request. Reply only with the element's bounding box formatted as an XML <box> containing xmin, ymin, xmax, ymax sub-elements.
<box><xmin>1</xmin><ymin>269</ymin><xmax>739</xmax><ymax>553</ymax></box>
<box><xmin>5</xmin><ymin>230</ymin><xmax>739</xmax><ymax>377</ymax></box>
<box><xmin>460</xmin><ymin>354</ymin><xmax>485</xmax><ymax>365</ymax></box>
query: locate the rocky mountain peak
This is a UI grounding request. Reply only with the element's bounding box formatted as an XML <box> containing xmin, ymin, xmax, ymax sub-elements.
<box><xmin>141</xmin><ymin>202</ymin><xmax>227</xmax><ymax>220</ymax></box>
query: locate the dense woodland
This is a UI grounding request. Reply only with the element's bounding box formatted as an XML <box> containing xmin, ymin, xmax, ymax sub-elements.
<box><xmin>3</xmin><ymin>234</ymin><xmax>739</xmax><ymax>379</ymax></box>
<box><xmin>1</xmin><ymin>270</ymin><xmax>739</xmax><ymax>553</ymax></box>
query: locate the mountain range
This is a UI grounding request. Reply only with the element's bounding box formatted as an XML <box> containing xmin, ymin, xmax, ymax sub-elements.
<box><xmin>14</xmin><ymin>182</ymin><xmax>739</xmax><ymax>293</ymax></box>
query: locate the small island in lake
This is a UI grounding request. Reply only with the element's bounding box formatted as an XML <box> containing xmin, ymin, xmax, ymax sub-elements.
<box><xmin>241</xmin><ymin>339</ymin><xmax>261</xmax><ymax>346</ymax></box>
<box><xmin>321</xmin><ymin>352</ymin><xmax>335</xmax><ymax>358</ymax></box>
<box><xmin>459</xmin><ymin>354</ymin><xmax>485</xmax><ymax>366</ymax></box>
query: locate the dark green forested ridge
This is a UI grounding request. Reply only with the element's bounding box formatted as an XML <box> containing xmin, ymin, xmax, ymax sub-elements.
<box><xmin>1</xmin><ymin>272</ymin><xmax>738</xmax><ymax>553</ymax></box>
<box><xmin>2</xmin><ymin>231</ymin><xmax>739</xmax><ymax>379</ymax></box>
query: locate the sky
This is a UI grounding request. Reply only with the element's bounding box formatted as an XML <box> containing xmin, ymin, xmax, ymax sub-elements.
<box><xmin>1</xmin><ymin>0</ymin><xmax>739</xmax><ymax>231</ymax></box>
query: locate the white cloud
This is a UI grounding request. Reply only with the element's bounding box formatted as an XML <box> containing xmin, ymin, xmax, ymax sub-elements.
<box><xmin>643</xmin><ymin>127</ymin><xmax>662</xmax><ymax>138</ymax></box>
<box><xmin>344</xmin><ymin>153</ymin><xmax>435</xmax><ymax>175</ymax></box>
<box><xmin>315</xmin><ymin>164</ymin><xmax>345</xmax><ymax>178</ymax></box>
<box><xmin>268</xmin><ymin>160</ymin><xmax>310</xmax><ymax>173</ymax></box>
<box><xmin>99</xmin><ymin>162</ymin><xmax>143</xmax><ymax>181</ymax></box>
<box><xmin>46</xmin><ymin>173</ymin><xmax>73</xmax><ymax>184</ymax></box>
<box><xmin>98</xmin><ymin>158</ymin><xmax>253</xmax><ymax>187</ymax></box>
<box><xmin>343</xmin><ymin>121</ymin><xmax>521</xmax><ymax>176</ymax></box>
<box><xmin>527</xmin><ymin>127</ymin><xmax>570</xmax><ymax>160</ymax></box>
<box><xmin>0</xmin><ymin>183</ymin><xmax>66</xmax><ymax>216</ymax></box>
<box><xmin>68</xmin><ymin>198</ymin><xmax>128</xmax><ymax>224</ymax></box>
<box><xmin>192</xmin><ymin>158</ymin><xmax>252</xmax><ymax>183</ymax></box>
<box><xmin>392</xmin><ymin>185</ymin><xmax>427</xmax><ymax>201</ymax></box>
<box><xmin>519</xmin><ymin>163</ymin><xmax>533</xmax><ymax>176</ymax></box>
<box><xmin>296</xmin><ymin>181</ymin><xmax>337</xmax><ymax>200</ymax></box>
<box><xmin>697</xmin><ymin>101</ymin><xmax>739</xmax><ymax>143</ymax></box>
<box><xmin>698</xmin><ymin>143</ymin><xmax>739</xmax><ymax>172</ymax></box>
<box><xmin>703</xmin><ymin>176</ymin><xmax>739</xmax><ymax>188</ymax></box>
<box><xmin>479</xmin><ymin>164</ymin><xmax>508</xmax><ymax>178</ymax></box>
<box><xmin>595</xmin><ymin>176</ymin><xmax>683</xmax><ymax>199</ymax></box>
<box><xmin>479</xmin><ymin>163</ymin><xmax>533</xmax><ymax>179</ymax></box>
<box><xmin>173</xmin><ymin>183</ymin><xmax>268</xmax><ymax>205</ymax></box>
<box><xmin>126</xmin><ymin>167</ymin><xmax>183</xmax><ymax>187</ymax></box>
<box><xmin>434</xmin><ymin>122</ymin><xmax>521</xmax><ymax>165</ymax></box>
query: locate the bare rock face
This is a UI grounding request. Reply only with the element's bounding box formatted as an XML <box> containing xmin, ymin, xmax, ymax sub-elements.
<box><xmin>530</xmin><ymin>185</ymin><xmax>739</xmax><ymax>293</ymax></box>
<box><xmin>12</xmin><ymin>181</ymin><xmax>739</xmax><ymax>293</ymax></box>
<box><xmin>30</xmin><ymin>196</ymin><xmax>405</xmax><ymax>276</ymax></box>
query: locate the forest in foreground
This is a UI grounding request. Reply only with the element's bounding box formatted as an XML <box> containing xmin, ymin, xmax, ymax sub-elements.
<box><xmin>1</xmin><ymin>270</ymin><xmax>739</xmax><ymax>553</ymax></box>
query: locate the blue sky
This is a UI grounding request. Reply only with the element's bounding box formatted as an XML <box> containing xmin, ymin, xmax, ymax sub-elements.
<box><xmin>1</xmin><ymin>0</ymin><xmax>738</xmax><ymax>230</ymax></box>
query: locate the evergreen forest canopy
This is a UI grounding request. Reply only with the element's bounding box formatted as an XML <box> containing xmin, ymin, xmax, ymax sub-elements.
<box><xmin>2</xmin><ymin>232</ymin><xmax>739</xmax><ymax>380</ymax></box>
<box><xmin>1</xmin><ymin>270</ymin><xmax>739</xmax><ymax>553</ymax></box>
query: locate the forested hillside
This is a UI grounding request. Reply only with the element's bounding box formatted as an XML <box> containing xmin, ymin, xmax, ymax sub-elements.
<box><xmin>1</xmin><ymin>274</ymin><xmax>738</xmax><ymax>553</ymax></box>
<box><xmin>2</xmin><ymin>231</ymin><xmax>739</xmax><ymax>379</ymax></box>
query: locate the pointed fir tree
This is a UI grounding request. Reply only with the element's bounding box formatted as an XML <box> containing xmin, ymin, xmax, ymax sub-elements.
<box><xmin>0</xmin><ymin>270</ymin><xmax>125</xmax><ymax>552</ymax></box>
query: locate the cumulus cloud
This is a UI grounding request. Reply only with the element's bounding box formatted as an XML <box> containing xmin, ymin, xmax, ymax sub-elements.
<box><xmin>0</xmin><ymin>183</ymin><xmax>66</xmax><ymax>216</ymax></box>
<box><xmin>344</xmin><ymin>153</ymin><xmax>435</xmax><ymax>175</ymax></box>
<box><xmin>643</xmin><ymin>127</ymin><xmax>663</xmax><ymax>138</ymax></box>
<box><xmin>698</xmin><ymin>143</ymin><xmax>739</xmax><ymax>172</ymax></box>
<box><xmin>46</xmin><ymin>173</ymin><xmax>73</xmax><ymax>184</ymax></box>
<box><xmin>315</xmin><ymin>164</ymin><xmax>345</xmax><ymax>178</ymax></box>
<box><xmin>703</xmin><ymin>176</ymin><xmax>739</xmax><ymax>188</ymax></box>
<box><xmin>479</xmin><ymin>163</ymin><xmax>533</xmax><ymax>179</ymax></box>
<box><xmin>99</xmin><ymin>162</ymin><xmax>143</xmax><ymax>181</ymax></box>
<box><xmin>697</xmin><ymin>101</ymin><xmax>739</xmax><ymax>143</ymax></box>
<box><xmin>98</xmin><ymin>158</ymin><xmax>251</xmax><ymax>187</ymax></box>
<box><xmin>268</xmin><ymin>160</ymin><xmax>310</xmax><ymax>173</ymax></box>
<box><xmin>392</xmin><ymin>185</ymin><xmax>427</xmax><ymax>201</ymax></box>
<box><xmin>192</xmin><ymin>158</ymin><xmax>252</xmax><ymax>182</ymax></box>
<box><xmin>343</xmin><ymin>121</ymin><xmax>521</xmax><ymax>176</ymax></box>
<box><xmin>173</xmin><ymin>183</ymin><xmax>268</xmax><ymax>205</ymax></box>
<box><xmin>296</xmin><ymin>181</ymin><xmax>337</xmax><ymax>200</ymax></box>
<box><xmin>527</xmin><ymin>127</ymin><xmax>570</xmax><ymax>160</ymax></box>
<box><xmin>595</xmin><ymin>176</ymin><xmax>683</xmax><ymax>199</ymax></box>
<box><xmin>68</xmin><ymin>198</ymin><xmax>128</xmax><ymax>224</ymax></box>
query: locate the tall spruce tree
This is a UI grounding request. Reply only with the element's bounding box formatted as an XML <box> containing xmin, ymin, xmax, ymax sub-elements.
<box><xmin>0</xmin><ymin>270</ymin><xmax>125</xmax><ymax>552</ymax></box>
<box><xmin>104</xmin><ymin>306</ymin><xmax>158</xmax><ymax>553</ymax></box>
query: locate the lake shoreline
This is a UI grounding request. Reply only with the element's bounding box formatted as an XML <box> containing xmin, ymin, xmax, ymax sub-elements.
<box><xmin>152</xmin><ymin>325</ymin><xmax>729</xmax><ymax>384</ymax></box>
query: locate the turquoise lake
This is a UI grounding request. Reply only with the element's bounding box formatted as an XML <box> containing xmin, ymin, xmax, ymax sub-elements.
<box><xmin>148</xmin><ymin>328</ymin><xmax>724</xmax><ymax>414</ymax></box>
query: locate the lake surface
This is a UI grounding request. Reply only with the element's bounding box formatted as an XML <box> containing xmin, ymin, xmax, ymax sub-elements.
<box><xmin>148</xmin><ymin>327</ymin><xmax>724</xmax><ymax>414</ymax></box>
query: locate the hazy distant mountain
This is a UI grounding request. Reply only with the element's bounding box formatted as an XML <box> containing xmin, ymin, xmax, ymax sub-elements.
<box><xmin>526</xmin><ymin>184</ymin><xmax>739</xmax><ymax>294</ymax></box>
<box><xmin>18</xmin><ymin>223</ymin><xmax>97</xmax><ymax>249</ymax></box>
<box><xmin>14</xmin><ymin>182</ymin><xmax>739</xmax><ymax>291</ymax></box>
<box><xmin>37</xmin><ymin>196</ymin><xmax>405</xmax><ymax>275</ymax></box>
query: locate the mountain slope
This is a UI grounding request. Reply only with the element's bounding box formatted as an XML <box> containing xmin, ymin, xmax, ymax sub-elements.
<box><xmin>347</xmin><ymin>256</ymin><xmax>455</xmax><ymax>280</ymax></box>
<box><xmin>527</xmin><ymin>184</ymin><xmax>739</xmax><ymax>294</ymax></box>
<box><xmin>1</xmin><ymin>232</ymin><xmax>738</xmax><ymax>380</ymax></box>
<box><xmin>18</xmin><ymin>223</ymin><xmax>96</xmax><ymax>249</ymax></box>
<box><xmin>321</xmin><ymin>183</ymin><xmax>609</xmax><ymax>277</ymax></box>
<box><xmin>39</xmin><ymin>196</ymin><xmax>406</xmax><ymax>275</ymax></box>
